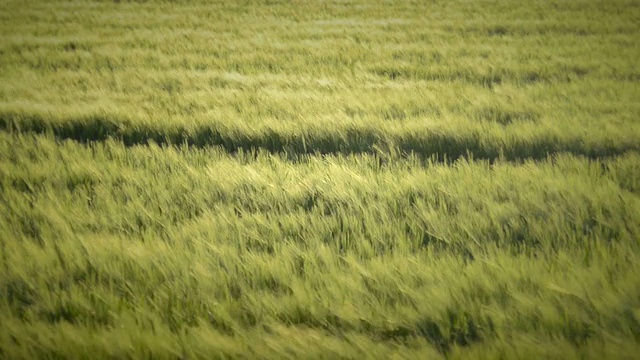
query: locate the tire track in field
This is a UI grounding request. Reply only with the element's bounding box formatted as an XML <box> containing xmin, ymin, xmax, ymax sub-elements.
<box><xmin>1</xmin><ymin>111</ymin><xmax>638</xmax><ymax>164</ymax></box>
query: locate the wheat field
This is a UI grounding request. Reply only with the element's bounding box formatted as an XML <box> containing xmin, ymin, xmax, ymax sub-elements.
<box><xmin>1</xmin><ymin>0</ymin><xmax>639</xmax><ymax>358</ymax></box>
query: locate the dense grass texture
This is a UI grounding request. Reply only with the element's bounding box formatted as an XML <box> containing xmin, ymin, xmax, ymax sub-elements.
<box><xmin>1</xmin><ymin>0</ymin><xmax>639</xmax><ymax>358</ymax></box>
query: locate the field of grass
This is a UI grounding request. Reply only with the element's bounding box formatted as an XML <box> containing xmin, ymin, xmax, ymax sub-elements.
<box><xmin>1</xmin><ymin>0</ymin><xmax>639</xmax><ymax>358</ymax></box>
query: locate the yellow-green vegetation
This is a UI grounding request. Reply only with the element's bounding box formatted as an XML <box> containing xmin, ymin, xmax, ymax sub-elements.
<box><xmin>1</xmin><ymin>0</ymin><xmax>639</xmax><ymax>358</ymax></box>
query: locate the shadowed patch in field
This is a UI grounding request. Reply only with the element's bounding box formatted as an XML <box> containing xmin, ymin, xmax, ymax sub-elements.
<box><xmin>0</xmin><ymin>111</ymin><xmax>638</xmax><ymax>164</ymax></box>
<box><xmin>474</xmin><ymin>107</ymin><xmax>540</xmax><ymax>125</ymax></box>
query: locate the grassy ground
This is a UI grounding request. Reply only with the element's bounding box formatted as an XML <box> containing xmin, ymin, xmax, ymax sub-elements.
<box><xmin>1</xmin><ymin>0</ymin><xmax>639</xmax><ymax>358</ymax></box>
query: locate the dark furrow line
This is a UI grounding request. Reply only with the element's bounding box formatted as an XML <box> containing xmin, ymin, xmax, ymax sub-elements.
<box><xmin>1</xmin><ymin>112</ymin><xmax>637</xmax><ymax>164</ymax></box>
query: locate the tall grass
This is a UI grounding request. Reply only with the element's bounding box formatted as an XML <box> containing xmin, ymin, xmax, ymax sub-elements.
<box><xmin>1</xmin><ymin>0</ymin><xmax>639</xmax><ymax>358</ymax></box>
<box><xmin>1</xmin><ymin>133</ymin><xmax>639</xmax><ymax>358</ymax></box>
<box><xmin>1</xmin><ymin>0</ymin><xmax>639</xmax><ymax>161</ymax></box>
